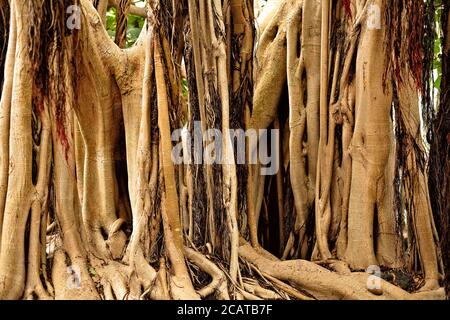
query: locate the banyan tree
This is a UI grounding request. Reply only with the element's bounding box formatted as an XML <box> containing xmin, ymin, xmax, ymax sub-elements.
<box><xmin>0</xmin><ymin>0</ymin><xmax>448</xmax><ymax>300</ymax></box>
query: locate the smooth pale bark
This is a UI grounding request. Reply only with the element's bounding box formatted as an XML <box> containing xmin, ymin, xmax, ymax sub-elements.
<box><xmin>345</xmin><ymin>0</ymin><xmax>393</xmax><ymax>269</ymax></box>
<box><xmin>0</xmin><ymin>1</ymin><xmax>34</xmax><ymax>299</ymax></box>
<box><xmin>302</xmin><ymin>0</ymin><xmax>321</xmax><ymax>209</ymax></box>
<box><xmin>0</xmin><ymin>6</ymin><xmax>16</xmax><ymax>243</ymax></box>
<box><xmin>0</xmin><ymin>0</ymin><xmax>444</xmax><ymax>301</ymax></box>
<box><xmin>396</xmin><ymin>73</ymin><xmax>440</xmax><ymax>290</ymax></box>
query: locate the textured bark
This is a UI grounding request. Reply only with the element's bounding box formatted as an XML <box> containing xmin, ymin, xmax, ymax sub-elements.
<box><xmin>0</xmin><ymin>0</ymin><xmax>445</xmax><ymax>300</ymax></box>
<box><xmin>429</xmin><ymin>0</ymin><xmax>450</xmax><ymax>298</ymax></box>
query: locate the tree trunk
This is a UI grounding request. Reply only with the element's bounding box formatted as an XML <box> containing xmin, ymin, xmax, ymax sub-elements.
<box><xmin>0</xmin><ymin>0</ymin><xmax>445</xmax><ymax>300</ymax></box>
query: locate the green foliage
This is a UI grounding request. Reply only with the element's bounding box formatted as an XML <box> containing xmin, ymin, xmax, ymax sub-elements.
<box><xmin>106</xmin><ymin>8</ymin><xmax>117</xmax><ymax>40</ymax></box>
<box><xmin>105</xmin><ymin>7</ymin><xmax>145</xmax><ymax>48</ymax></box>
<box><xmin>181</xmin><ymin>78</ymin><xmax>188</xmax><ymax>98</ymax></box>
<box><xmin>433</xmin><ymin>1</ymin><xmax>443</xmax><ymax>92</ymax></box>
<box><xmin>127</xmin><ymin>14</ymin><xmax>145</xmax><ymax>47</ymax></box>
<box><xmin>104</xmin><ymin>2</ymin><xmax>189</xmax><ymax>101</ymax></box>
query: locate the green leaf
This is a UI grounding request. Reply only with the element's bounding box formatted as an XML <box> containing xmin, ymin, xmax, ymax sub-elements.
<box><xmin>181</xmin><ymin>78</ymin><xmax>188</xmax><ymax>97</ymax></box>
<box><xmin>106</xmin><ymin>8</ymin><xmax>117</xmax><ymax>32</ymax></box>
<box><xmin>107</xmin><ymin>30</ymin><xmax>116</xmax><ymax>41</ymax></box>
<box><xmin>127</xmin><ymin>27</ymin><xmax>142</xmax><ymax>47</ymax></box>
<box><xmin>434</xmin><ymin>76</ymin><xmax>441</xmax><ymax>90</ymax></box>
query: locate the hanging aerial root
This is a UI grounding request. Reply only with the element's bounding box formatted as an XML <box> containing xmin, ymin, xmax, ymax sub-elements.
<box><xmin>24</xmin><ymin>99</ymin><xmax>52</xmax><ymax>300</ymax></box>
<box><xmin>114</xmin><ymin>0</ymin><xmax>132</xmax><ymax>48</ymax></box>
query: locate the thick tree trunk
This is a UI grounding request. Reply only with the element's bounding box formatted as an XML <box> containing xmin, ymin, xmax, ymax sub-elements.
<box><xmin>0</xmin><ymin>0</ymin><xmax>445</xmax><ymax>300</ymax></box>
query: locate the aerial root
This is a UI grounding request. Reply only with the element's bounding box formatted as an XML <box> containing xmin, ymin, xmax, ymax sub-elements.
<box><xmin>23</xmin><ymin>281</ymin><xmax>52</xmax><ymax>300</ymax></box>
<box><xmin>51</xmin><ymin>250</ymin><xmax>100</xmax><ymax>300</ymax></box>
<box><xmin>239</xmin><ymin>240</ymin><xmax>445</xmax><ymax>300</ymax></box>
<box><xmin>97</xmin><ymin>261</ymin><xmax>135</xmax><ymax>300</ymax></box>
<box><xmin>254</xmin><ymin>269</ymin><xmax>314</xmax><ymax>300</ymax></box>
<box><xmin>242</xmin><ymin>281</ymin><xmax>283</xmax><ymax>300</ymax></box>
<box><xmin>184</xmin><ymin>247</ymin><xmax>230</xmax><ymax>299</ymax></box>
